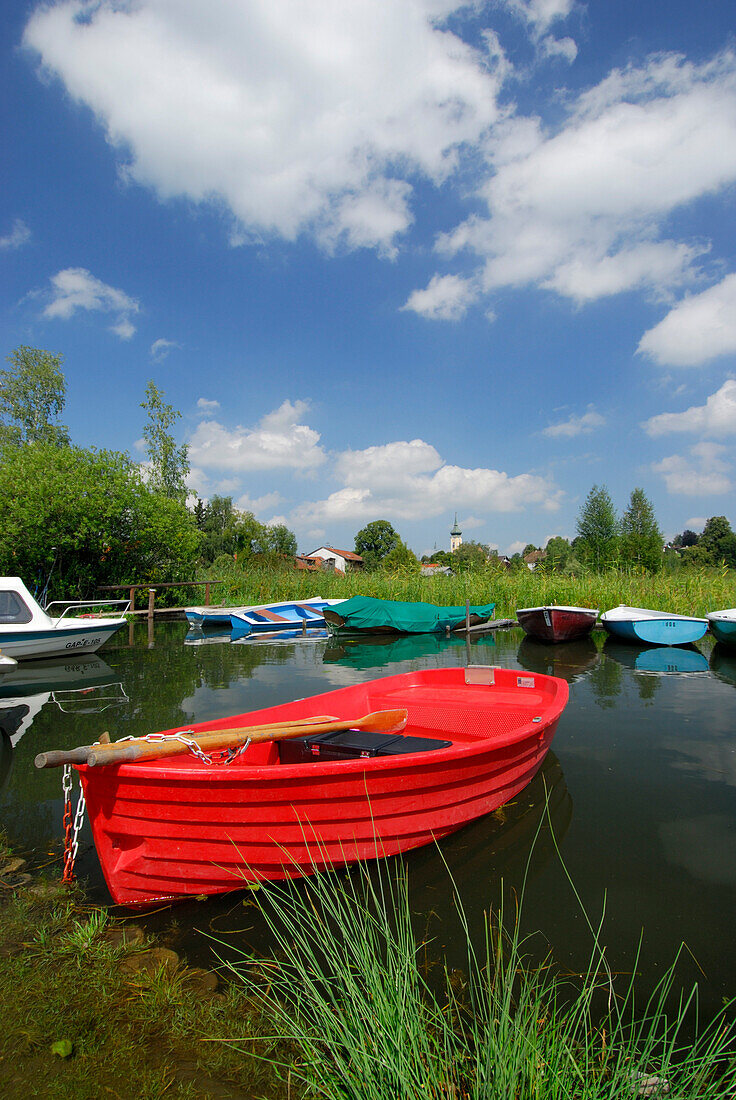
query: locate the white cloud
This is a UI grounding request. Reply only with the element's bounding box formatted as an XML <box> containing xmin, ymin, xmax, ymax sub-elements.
<box><xmin>543</xmin><ymin>406</ymin><xmax>605</xmax><ymax>437</ymax></box>
<box><xmin>234</xmin><ymin>491</ymin><xmax>284</xmax><ymax>515</ymax></box>
<box><xmin>643</xmin><ymin>380</ymin><xmax>736</xmax><ymax>437</ymax></box>
<box><xmin>502</xmin><ymin>0</ymin><xmax>576</xmax><ymax>35</ymax></box>
<box><xmin>188</xmin><ymin>399</ymin><xmax>326</xmax><ymax>472</ymax></box>
<box><xmin>292</xmin><ymin>437</ymin><xmax>561</xmax><ymax>527</ymax></box>
<box><xmin>197</xmin><ymin>397</ymin><xmax>221</xmax><ymax>414</ymax></box>
<box><xmin>24</xmin><ymin>0</ymin><xmax>504</xmax><ymax>256</ymax></box>
<box><xmin>423</xmin><ymin>51</ymin><xmax>736</xmax><ymax>312</ymax></box>
<box><xmin>652</xmin><ymin>442</ymin><xmax>732</xmax><ymax>495</ymax></box>
<box><xmin>401</xmin><ymin>273</ymin><xmax>479</xmax><ymax>320</ymax></box>
<box><xmin>0</xmin><ymin>218</ymin><xmax>31</xmax><ymax>250</ymax></box>
<box><xmin>150</xmin><ymin>338</ymin><xmax>181</xmax><ymax>361</ymax></box>
<box><xmin>638</xmin><ymin>273</ymin><xmax>736</xmax><ymax>367</ymax></box>
<box><xmin>43</xmin><ymin>267</ymin><xmax>139</xmax><ymax>338</ymax></box>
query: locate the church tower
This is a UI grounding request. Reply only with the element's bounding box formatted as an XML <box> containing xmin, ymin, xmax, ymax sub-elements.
<box><xmin>450</xmin><ymin>513</ymin><xmax>462</xmax><ymax>553</ymax></box>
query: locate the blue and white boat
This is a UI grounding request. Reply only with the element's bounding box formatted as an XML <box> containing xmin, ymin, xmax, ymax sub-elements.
<box><xmin>229</xmin><ymin>597</ymin><xmax>344</xmax><ymax>633</ymax></box>
<box><xmin>184</xmin><ymin>605</ymin><xmax>249</xmax><ymax>627</ymax></box>
<box><xmin>601</xmin><ymin>605</ymin><xmax>708</xmax><ymax>647</ymax></box>
<box><xmin>0</xmin><ymin>577</ymin><xmax>128</xmax><ymax>661</ymax></box>
<box><xmin>707</xmin><ymin>608</ymin><xmax>736</xmax><ymax>648</ymax></box>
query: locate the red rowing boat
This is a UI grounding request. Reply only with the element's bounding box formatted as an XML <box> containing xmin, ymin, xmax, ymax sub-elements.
<box><xmin>516</xmin><ymin>605</ymin><xmax>599</xmax><ymax>644</ymax></box>
<box><xmin>76</xmin><ymin>666</ymin><xmax>569</xmax><ymax>907</ymax></box>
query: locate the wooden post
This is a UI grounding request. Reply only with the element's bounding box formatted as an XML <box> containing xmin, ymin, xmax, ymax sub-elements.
<box><xmin>129</xmin><ymin>585</ymin><xmax>136</xmax><ymax>614</ymax></box>
<box><xmin>147</xmin><ymin>587</ymin><xmax>156</xmax><ymax>623</ymax></box>
<box><xmin>204</xmin><ymin>582</ymin><xmax>211</xmax><ymax>606</ymax></box>
<box><xmin>465</xmin><ymin>600</ymin><xmax>470</xmax><ymax>634</ymax></box>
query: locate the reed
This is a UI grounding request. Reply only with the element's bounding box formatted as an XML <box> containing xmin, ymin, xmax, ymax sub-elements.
<box><xmin>221</xmin><ymin>859</ymin><xmax>736</xmax><ymax>1100</ymax></box>
<box><xmin>207</xmin><ymin>560</ymin><xmax>736</xmax><ymax>619</ymax></box>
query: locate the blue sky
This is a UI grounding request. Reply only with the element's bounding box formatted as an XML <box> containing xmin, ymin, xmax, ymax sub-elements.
<box><xmin>2</xmin><ymin>0</ymin><xmax>736</xmax><ymax>559</ymax></box>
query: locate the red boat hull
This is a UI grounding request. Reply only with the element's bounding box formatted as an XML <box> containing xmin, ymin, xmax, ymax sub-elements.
<box><xmin>77</xmin><ymin>666</ymin><xmax>568</xmax><ymax>907</ymax></box>
<box><xmin>517</xmin><ymin>606</ymin><xmax>598</xmax><ymax>644</ymax></box>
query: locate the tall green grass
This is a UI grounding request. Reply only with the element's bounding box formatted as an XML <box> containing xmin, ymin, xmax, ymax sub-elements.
<box><xmin>207</xmin><ymin>561</ymin><xmax>736</xmax><ymax>619</ymax></box>
<box><xmin>219</xmin><ymin>857</ymin><xmax>736</xmax><ymax>1099</ymax></box>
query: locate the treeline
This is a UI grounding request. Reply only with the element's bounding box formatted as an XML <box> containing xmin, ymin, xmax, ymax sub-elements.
<box><xmin>0</xmin><ymin>346</ymin><xmax>301</xmax><ymax>600</ymax></box>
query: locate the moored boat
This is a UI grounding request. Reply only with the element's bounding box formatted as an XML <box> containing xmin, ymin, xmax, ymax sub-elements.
<box><xmin>516</xmin><ymin>605</ymin><xmax>598</xmax><ymax>644</ymax></box>
<box><xmin>323</xmin><ymin>595</ymin><xmax>496</xmax><ymax>635</ymax></box>
<box><xmin>707</xmin><ymin>608</ymin><xmax>736</xmax><ymax>648</ymax></box>
<box><xmin>229</xmin><ymin>597</ymin><xmax>343</xmax><ymax>633</ymax></box>
<box><xmin>67</xmin><ymin>665</ymin><xmax>568</xmax><ymax>906</ymax></box>
<box><xmin>601</xmin><ymin>605</ymin><xmax>708</xmax><ymax>647</ymax></box>
<box><xmin>0</xmin><ymin>577</ymin><xmax>127</xmax><ymax>661</ymax></box>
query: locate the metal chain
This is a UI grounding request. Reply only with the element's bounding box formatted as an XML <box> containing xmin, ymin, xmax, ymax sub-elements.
<box><xmin>61</xmin><ymin>764</ymin><xmax>87</xmax><ymax>883</ymax></box>
<box><xmin>132</xmin><ymin>730</ymin><xmax>254</xmax><ymax>766</ymax></box>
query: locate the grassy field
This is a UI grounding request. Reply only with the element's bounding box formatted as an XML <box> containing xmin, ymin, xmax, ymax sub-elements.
<box><xmin>205</xmin><ymin>562</ymin><xmax>736</xmax><ymax>619</ymax></box>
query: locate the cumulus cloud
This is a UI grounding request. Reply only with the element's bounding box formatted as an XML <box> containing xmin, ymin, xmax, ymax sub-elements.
<box><xmin>401</xmin><ymin>273</ymin><xmax>480</xmax><ymax>320</ymax></box>
<box><xmin>196</xmin><ymin>397</ymin><xmax>221</xmax><ymax>414</ymax></box>
<box><xmin>188</xmin><ymin>399</ymin><xmax>326</xmax><ymax>472</ymax></box>
<box><xmin>543</xmin><ymin>406</ymin><xmax>605</xmax><ymax>437</ymax></box>
<box><xmin>643</xmin><ymin>380</ymin><xmax>736</xmax><ymax>437</ymax></box>
<box><xmin>425</xmin><ymin>51</ymin><xmax>736</xmax><ymax>313</ymax></box>
<box><xmin>500</xmin><ymin>0</ymin><xmax>578</xmax><ymax>62</ymax></box>
<box><xmin>24</xmin><ymin>0</ymin><xmax>504</xmax><ymax>256</ymax></box>
<box><xmin>292</xmin><ymin>437</ymin><xmax>561</xmax><ymax>527</ymax></box>
<box><xmin>0</xmin><ymin>218</ymin><xmax>31</xmax><ymax>250</ymax></box>
<box><xmin>43</xmin><ymin>267</ymin><xmax>139</xmax><ymax>338</ymax></box>
<box><xmin>638</xmin><ymin>273</ymin><xmax>736</xmax><ymax>367</ymax></box>
<box><xmin>150</xmin><ymin>338</ymin><xmax>181</xmax><ymax>362</ymax></box>
<box><xmin>652</xmin><ymin>442</ymin><xmax>732</xmax><ymax>495</ymax></box>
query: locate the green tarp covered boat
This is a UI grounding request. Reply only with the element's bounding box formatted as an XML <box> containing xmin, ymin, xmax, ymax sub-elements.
<box><xmin>323</xmin><ymin>595</ymin><xmax>496</xmax><ymax>635</ymax></box>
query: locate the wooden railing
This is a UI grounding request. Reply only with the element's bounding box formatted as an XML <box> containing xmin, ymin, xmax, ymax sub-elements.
<box><xmin>97</xmin><ymin>580</ymin><xmax>224</xmax><ymax>616</ymax></box>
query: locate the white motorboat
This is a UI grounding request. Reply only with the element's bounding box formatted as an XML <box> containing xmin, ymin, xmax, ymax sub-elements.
<box><xmin>0</xmin><ymin>577</ymin><xmax>128</xmax><ymax>661</ymax></box>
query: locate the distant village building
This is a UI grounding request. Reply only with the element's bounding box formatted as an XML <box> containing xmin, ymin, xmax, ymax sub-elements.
<box><xmin>421</xmin><ymin>563</ymin><xmax>452</xmax><ymax>577</ymax></box>
<box><xmin>523</xmin><ymin>549</ymin><xmax>546</xmax><ymax>571</ymax></box>
<box><xmin>302</xmin><ymin>546</ymin><xmax>364</xmax><ymax>574</ymax></box>
<box><xmin>450</xmin><ymin>514</ymin><xmax>462</xmax><ymax>553</ymax></box>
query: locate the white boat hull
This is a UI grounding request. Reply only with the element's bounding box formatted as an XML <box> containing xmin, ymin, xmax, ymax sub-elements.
<box><xmin>0</xmin><ymin>620</ymin><xmax>124</xmax><ymax>660</ymax></box>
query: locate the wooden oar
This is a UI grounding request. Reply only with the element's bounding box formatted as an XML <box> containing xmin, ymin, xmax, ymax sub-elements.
<box><xmin>34</xmin><ymin>714</ymin><xmax>337</xmax><ymax>770</ymax></box>
<box><xmin>35</xmin><ymin>710</ymin><xmax>409</xmax><ymax>769</ymax></box>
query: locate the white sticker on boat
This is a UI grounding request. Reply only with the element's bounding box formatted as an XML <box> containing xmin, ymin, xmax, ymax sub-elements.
<box><xmin>517</xmin><ymin>675</ymin><xmax>535</xmax><ymax>688</ymax></box>
<box><xmin>465</xmin><ymin>666</ymin><xmax>495</xmax><ymax>685</ymax></box>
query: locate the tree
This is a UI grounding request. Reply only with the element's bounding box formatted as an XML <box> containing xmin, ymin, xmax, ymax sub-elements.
<box><xmin>685</xmin><ymin>516</ymin><xmax>736</xmax><ymax>568</ymax></box>
<box><xmin>140</xmin><ymin>380</ymin><xmax>189</xmax><ymax>503</ymax></box>
<box><xmin>354</xmin><ymin>520</ymin><xmax>400</xmax><ymax>569</ymax></box>
<box><xmin>543</xmin><ymin>536</ymin><xmax>572</xmax><ymax>571</ymax></box>
<box><xmin>0</xmin><ymin>346</ymin><xmax>69</xmax><ymax>446</ymax></box>
<box><xmin>263</xmin><ymin>523</ymin><xmax>298</xmax><ymax>557</ymax></box>
<box><xmin>0</xmin><ymin>441</ymin><xmax>200</xmax><ymax>598</ymax></box>
<box><xmin>380</xmin><ymin>540</ymin><xmax>419</xmax><ymax>572</ymax></box>
<box><xmin>576</xmin><ymin>484</ymin><xmax>619</xmax><ymax>569</ymax></box>
<box><xmin>452</xmin><ymin>540</ymin><xmax>490</xmax><ymax>571</ymax></box>
<box><xmin>620</xmin><ymin>488</ymin><xmax>663</xmax><ymax>571</ymax></box>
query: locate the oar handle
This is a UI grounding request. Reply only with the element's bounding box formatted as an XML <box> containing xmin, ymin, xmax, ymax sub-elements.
<box><xmin>86</xmin><ymin>720</ymin><xmax>350</xmax><ymax>767</ymax></box>
<box><xmin>35</xmin><ymin>747</ymin><xmax>93</xmax><ymax>769</ymax></box>
<box><xmin>85</xmin><ymin>710</ymin><xmax>408</xmax><ymax>768</ymax></box>
<box><xmin>33</xmin><ymin>715</ymin><xmax>336</xmax><ymax>769</ymax></box>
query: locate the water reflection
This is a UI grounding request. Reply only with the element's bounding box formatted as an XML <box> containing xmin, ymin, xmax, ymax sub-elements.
<box><xmin>0</xmin><ymin>656</ymin><xmax>127</xmax><ymax>746</ymax></box>
<box><xmin>185</xmin><ymin>625</ymin><xmax>329</xmax><ymax>647</ymax></box>
<box><xmin>323</xmin><ymin>630</ymin><xmax>496</xmax><ymax>670</ymax></box>
<box><xmin>710</xmin><ymin>644</ymin><xmax>736</xmax><ymax>688</ymax></box>
<box><xmin>603</xmin><ymin>639</ymin><xmax>709</xmax><ymax>675</ymax></box>
<box><xmin>516</xmin><ymin>635</ymin><xmax>600</xmax><ymax>682</ymax></box>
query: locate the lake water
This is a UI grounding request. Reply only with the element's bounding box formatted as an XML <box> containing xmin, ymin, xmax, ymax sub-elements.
<box><xmin>2</xmin><ymin>620</ymin><xmax>736</xmax><ymax>1018</ymax></box>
